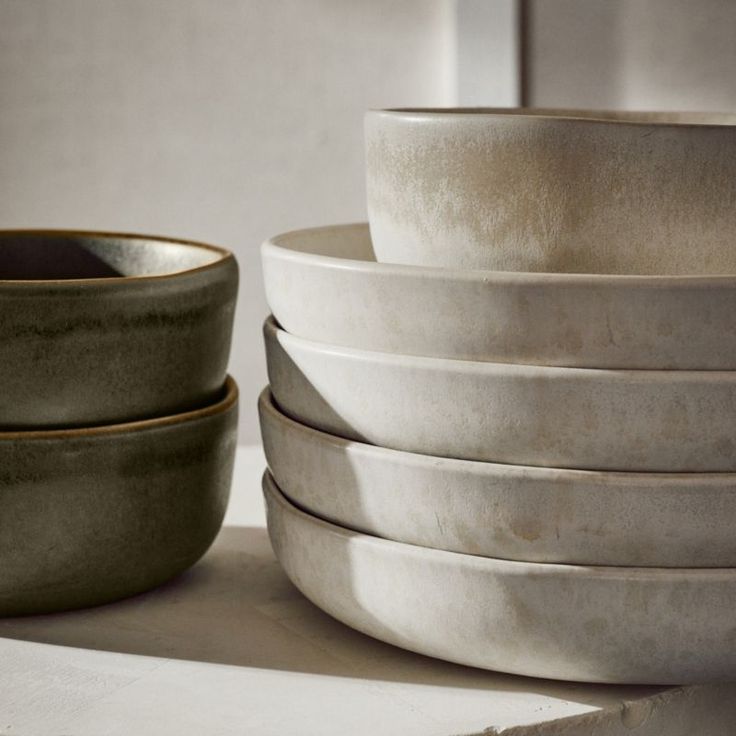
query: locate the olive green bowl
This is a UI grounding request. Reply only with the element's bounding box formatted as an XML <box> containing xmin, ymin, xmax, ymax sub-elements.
<box><xmin>0</xmin><ymin>230</ymin><xmax>238</xmax><ymax>428</ymax></box>
<box><xmin>0</xmin><ymin>376</ymin><xmax>238</xmax><ymax>616</ymax></box>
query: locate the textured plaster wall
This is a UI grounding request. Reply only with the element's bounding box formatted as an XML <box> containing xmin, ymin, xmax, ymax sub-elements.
<box><xmin>0</xmin><ymin>0</ymin><xmax>454</xmax><ymax>442</ymax></box>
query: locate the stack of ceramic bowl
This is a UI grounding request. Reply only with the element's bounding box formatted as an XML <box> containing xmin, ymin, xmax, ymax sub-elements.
<box><xmin>260</xmin><ymin>108</ymin><xmax>736</xmax><ymax>684</ymax></box>
<box><xmin>0</xmin><ymin>230</ymin><xmax>238</xmax><ymax>616</ymax></box>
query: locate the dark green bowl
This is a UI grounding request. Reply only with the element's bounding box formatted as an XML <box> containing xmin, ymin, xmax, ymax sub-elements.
<box><xmin>0</xmin><ymin>376</ymin><xmax>238</xmax><ymax>616</ymax></box>
<box><xmin>0</xmin><ymin>230</ymin><xmax>238</xmax><ymax>428</ymax></box>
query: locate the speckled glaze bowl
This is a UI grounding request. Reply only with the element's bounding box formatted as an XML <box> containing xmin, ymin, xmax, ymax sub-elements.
<box><xmin>0</xmin><ymin>230</ymin><xmax>238</xmax><ymax>428</ymax></box>
<box><xmin>265</xmin><ymin>317</ymin><xmax>736</xmax><ymax>472</ymax></box>
<box><xmin>265</xmin><ymin>472</ymin><xmax>736</xmax><ymax>684</ymax></box>
<box><xmin>263</xmin><ymin>223</ymin><xmax>736</xmax><ymax>369</ymax></box>
<box><xmin>0</xmin><ymin>376</ymin><xmax>238</xmax><ymax>616</ymax></box>
<box><xmin>366</xmin><ymin>108</ymin><xmax>736</xmax><ymax>273</ymax></box>
<box><xmin>260</xmin><ymin>389</ymin><xmax>736</xmax><ymax>567</ymax></box>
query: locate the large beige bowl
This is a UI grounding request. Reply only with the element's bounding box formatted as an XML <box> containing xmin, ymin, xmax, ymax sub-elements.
<box><xmin>263</xmin><ymin>223</ymin><xmax>736</xmax><ymax>369</ymax></box>
<box><xmin>265</xmin><ymin>472</ymin><xmax>736</xmax><ymax>684</ymax></box>
<box><xmin>366</xmin><ymin>108</ymin><xmax>736</xmax><ymax>273</ymax></box>
<box><xmin>260</xmin><ymin>389</ymin><xmax>736</xmax><ymax>567</ymax></box>
<box><xmin>264</xmin><ymin>317</ymin><xmax>736</xmax><ymax>472</ymax></box>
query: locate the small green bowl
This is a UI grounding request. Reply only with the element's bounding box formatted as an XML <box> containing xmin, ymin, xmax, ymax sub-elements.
<box><xmin>0</xmin><ymin>376</ymin><xmax>238</xmax><ymax>616</ymax></box>
<box><xmin>0</xmin><ymin>230</ymin><xmax>238</xmax><ymax>428</ymax></box>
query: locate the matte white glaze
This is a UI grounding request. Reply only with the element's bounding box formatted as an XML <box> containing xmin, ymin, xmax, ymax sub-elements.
<box><xmin>262</xmin><ymin>223</ymin><xmax>736</xmax><ymax>369</ymax></box>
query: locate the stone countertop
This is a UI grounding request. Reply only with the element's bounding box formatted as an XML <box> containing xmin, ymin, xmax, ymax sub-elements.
<box><xmin>1</xmin><ymin>446</ymin><xmax>734</xmax><ymax>736</ymax></box>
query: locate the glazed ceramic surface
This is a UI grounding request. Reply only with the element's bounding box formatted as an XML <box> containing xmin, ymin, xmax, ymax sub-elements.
<box><xmin>265</xmin><ymin>317</ymin><xmax>736</xmax><ymax>472</ymax></box>
<box><xmin>260</xmin><ymin>389</ymin><xmax>736</xmax><ymax>566</ymax></box>
<box><xmin>265</xmin><ymin>472</ymin><xmax>736</xmax><ymax>684</ymax></box>
<box><xmin>263</xmin><ymin>223</ymin><xmax>736</xmax><ymax>369</ymax></box>
<box><xmin>0</xmin><ymin>230</ymin><xmax>238</xmax><ymax>428</ymax></box>
<box><xmin>366</xmin><ymin>108</ymin><xmax>736</xmax><ymax>273</ymax></box>
<box><xmin>0</xmin><ymin>377</ymin><xmax>238</xmax><ymax>616</ymax></box>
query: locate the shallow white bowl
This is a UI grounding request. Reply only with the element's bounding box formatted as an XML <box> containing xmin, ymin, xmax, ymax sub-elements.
<box><xmin>265</xmin><ymin>471</ymin><xmax>736</xmax><ymax>684</ymax></box>
<box><xmin>260</xmin><ymin>389</ymin><xmax>736</xmax><ymax>567</ymax></box>
<box><xmin>264</xmin><ymin>317</ymin><xmax>736</xmax><ymax>472</ymax></box>
<box><xmin>366</xmin><ymin>108</ymin><xmax>736</xmax><ymax>274</ymax></box>
<box><xmin>262</xmin><ymin>223</ymin><xmax>736</xmax><ymax>369</ymax></box>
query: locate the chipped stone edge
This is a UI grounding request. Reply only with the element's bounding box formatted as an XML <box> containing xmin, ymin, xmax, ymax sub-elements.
<box><xmin>457</xmin><ymin>684</ymin><xmax>736</xmax><ymax>736</ymax></box>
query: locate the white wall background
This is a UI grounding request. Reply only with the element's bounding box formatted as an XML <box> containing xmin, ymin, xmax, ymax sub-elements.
<box><xmin>2</xmin><ymin>0</ymin><xmax>736</xmax><ymax>442</ymax></box>
<box><xmin>526</xmin><ymin>0</ymin><xmax>736</xmax><ymax>111</ymax></box>
<box><xmin>0</xmin><ymin>0</ymin><xmax>454</xmax><ymax>442</ymax></box>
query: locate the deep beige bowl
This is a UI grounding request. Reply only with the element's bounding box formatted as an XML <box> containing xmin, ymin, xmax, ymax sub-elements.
<box><xmin>265</xmin><ymin>317</ymin><xmax>736</xmax><ymax>472</ymax></box>
<box><xmin>366</xmin><ymin>108</ymin><xmax>736</xmax><ymax>273</ymax></box>
<box><xmin>0</xmin><ymin>376</ymin><xmax>238</xmax><ymax>616</ymax></box>
<box><xmin>265</xmin><ymin>471</ymin><xmax>736</xmax><ymax>684</ymax></box>
<box><xmin>260</xmin><ymin>389</ymin><xmax>736</xmax><ymax>567</ymax></box>
<box><xmin>0</xmin><ymin>230</ymin><xmax>238</xmax><ymax>428</ymax></box>
<box><xmin>263</xmin><ymin>223</ymin><xmax>736</xmax><ymax>369</ymax></box>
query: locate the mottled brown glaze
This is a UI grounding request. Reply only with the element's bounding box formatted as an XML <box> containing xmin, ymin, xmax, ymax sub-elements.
<box><xmin>0</xmin><ymin>377</ymin><xmax>238</xmax><ymax>616</ymax></box>
<box><xmin>0</xmin><ymin>230</ymin><xmax>238</xmax><ymax>428</ymax></box>
<box><xmin>366</xmin><ymin>108</ymin><xmax>736</xmax><ymax>274</ymax></box>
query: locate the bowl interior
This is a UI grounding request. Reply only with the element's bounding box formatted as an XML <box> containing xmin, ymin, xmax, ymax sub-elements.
<box><xmin>279</xmin><ymin>225</ymin><xmax>375</xmax><ymax>262</ymax></box>
<box><xmin>0</xmin><ymin>232</ymin><xmax>225</xmax><ymax>280</ymax></box>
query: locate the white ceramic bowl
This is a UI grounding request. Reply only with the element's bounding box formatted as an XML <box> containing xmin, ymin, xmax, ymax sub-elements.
<box><xmin>262</xmin><ymin>223</ymin><xmax>736</xmax><ymax>369</ymax></box>
<box><xmin>264</xmin><ymin>317</ymin><xmax>736</xmax><ymax>472</ymax></box>
<box><xmin>260</xmin><ymin>389</ymin><xmax>736</xmax><ymax>567</ymax></box>
<box><xmin>366</xmin><ymin>108</ymin><xmax>736</xmax><ymax>273</ymax></box>
<box><xmin>265</xmin><ymin>472</ymin><xmax>736</xmax><ymax>684</ymax></box>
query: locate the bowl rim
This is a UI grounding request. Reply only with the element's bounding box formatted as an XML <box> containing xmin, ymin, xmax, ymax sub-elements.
<box><xmin>265</xmin><ymin>313</ymin><xmax>736</xmax><ymax>380</ymax></box>
<box><xmin>264</xmin><ymin>222</ymin><xmax>736</xmax><ymax>285</ymax></box>
<box><xmin>258</xmin><ymin>387</ymin><xmax>736</xmax><ymax>486</ymax></box>
<box><xmin>0</xmin><ymin>375</ymin><xmax>238</xmax><ymax>440</ymax></box>
<box><xmin>368</xmin><ymin>107</ymin><xmax>736</xmax><ymax>129</ymax></box>
<box><xmin>0</xmin><ymin>229</ymin><xmax>234</xmax><ymax>286</ymax></box>
<box><xmin>263</xmin><ymin>470</ymin><xmax>736</xmax><ymax>577</ymax></box>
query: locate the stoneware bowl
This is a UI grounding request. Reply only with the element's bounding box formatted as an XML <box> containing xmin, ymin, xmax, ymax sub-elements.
<box><xmin>264</xmin><ymin>317</ymin><xmax>736</xmax><ymax>472</ymax></box>
<box><xmin>265</xmin><ymin>472</ymin><xmax>736</xmax><ymax>684</ymax></box>
<box><xmin>366</xmin><ymin>108</ymin><xmax>736</xmax><ymax>273</ymax></box>
<box><xmin>260</xmin><ymin>389</ymin><xmax>736</xmax><ymax>567</ymax></box>
<box><xmin>0</xmin><ymin>376</ymin><xmax>238</xmax><ymax>616</ymax></box>
<box><xmin>0</xmin><ymin>230</ymin><xmax>238</xmax><ymax>428</ymax></box>
<box><xmin>263</xmin><ymin>223</ymin><xmax>736</xmax><ymax>369</ymax></box>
